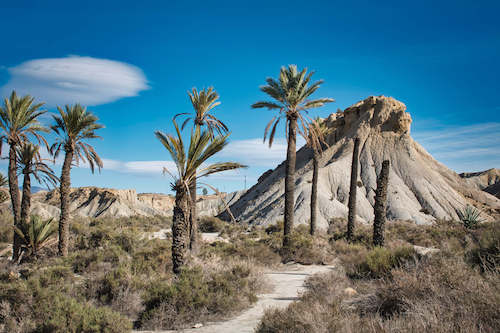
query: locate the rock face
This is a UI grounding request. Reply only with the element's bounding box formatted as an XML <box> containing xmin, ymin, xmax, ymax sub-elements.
<box><xmin>0</xmin><ymin>187</ymin><xmax>241</xmax><ymax>219</ymax></box>
<box><xmin>460</xmin><ymin>169</ymin><xmax>500</xmax><ymax>198</ymax></box>
<box><xmin>225</xmin><ymin>96</ymin><xmax>500</xmax><ymax>229</ymax></box>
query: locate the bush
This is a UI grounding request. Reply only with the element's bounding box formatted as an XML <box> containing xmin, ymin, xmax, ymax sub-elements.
<box><xmin>344</xmin><ymin>246</ymin><xmax>418</xmax><ymax>279</ymax></box>
<box><xmin>466</xmin><ymin>223</ymin><xmax>500</xmax><ymax>273</ymax></box>
<box><xmin>198</xmin><ymin>216</ymin><xmax>226</xmax><ymax>233</ymax></box>
<box><xmin>256</xmin><ymin>255</ymin><xmax>500</xmax><ymax>333</ymax></box>
<box><xmin>138</xmin><ymin>263</ymin><xmax>262</xmax><ymax>330</ymax></box>
<box><xmin>0</xmin><ymin>275</ymin><xmax>131</xmax><ymax>333</ymax></box>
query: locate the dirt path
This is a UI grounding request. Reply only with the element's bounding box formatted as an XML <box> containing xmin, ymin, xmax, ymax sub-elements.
<box><xmin>135</xmin><ymin>263</ymin><xmax>336</xmax><ymax>333</ymax></box>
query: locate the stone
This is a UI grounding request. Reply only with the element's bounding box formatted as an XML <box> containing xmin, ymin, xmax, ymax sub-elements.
<box><xmin>343</xmin><ymin>287</ymin><xmax>357</xmax><ymax>297</ymax></box>
<box><xmin>413</xmin><ymin>245</ymin><xmax>440</xmax><ymax>257</ymax></box>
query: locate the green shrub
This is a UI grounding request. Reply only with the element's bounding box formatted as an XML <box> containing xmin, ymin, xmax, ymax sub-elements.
<box><xmin>0</xmin><ymin>278</ymin><xmax>131</xmax><ymax>333</ymax></box>
<box><xmin>139</xmin><ymin>264</ymin><xmax>260</xmax><ymax>330</ymax></box>
<box><xmin>346</xmin><ymin>246</ymin><xmax>418</xmax><ymax>279</ymax></box>
<box><xmin>198</xmin><ymin>216</ymin><xmax>226</xmax><ymax>233</ymax></box>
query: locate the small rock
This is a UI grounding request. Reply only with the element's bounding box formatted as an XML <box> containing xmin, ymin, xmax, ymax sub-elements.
<box><xmin>413</xmin><ymin>245</ymin><xmax>440</xmax><ymax>257</ymax></box>
<box><xmin>192</xmin><ymin>323</ymin><xmax>203</xmax><ymax>328</ymax></box>
<box><xmin>343</xmin><ymin>287</ymin><xmax>357</xmax><ymax>297</ymax></box>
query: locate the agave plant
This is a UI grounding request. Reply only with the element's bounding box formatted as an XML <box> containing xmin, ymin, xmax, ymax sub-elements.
<box><xmin>458</xmin><ymin>205</ymin><xmax>483</xmax><ymax>229</ymax></box>
<box><xmin>13</xmin><ymin>215</ymin><xmax>57</xmax><ymax>256</ymax></box>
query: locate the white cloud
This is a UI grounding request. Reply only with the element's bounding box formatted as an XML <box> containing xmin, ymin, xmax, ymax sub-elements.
<box><xmin>413</xmin><ymin>122</ymin><xmax>500</xmax><ymax>172</ymax></box>
<box><xmin>1</xmin><ymin>56</ymin><xmax>149</xmax><ymax>106</ymax></box>
<box><xmin>102</xmin><ymin>159</ymin><xmax>177</xmax><ymax>176</ymax></box>
<box><xmin>218</xmin><ymin>137</ymin><xmax>306</xmax><ymax>167</ymax></box>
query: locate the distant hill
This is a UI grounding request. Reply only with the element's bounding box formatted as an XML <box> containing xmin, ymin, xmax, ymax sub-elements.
<box><xmin>1</xmin><ymin>186</ymin><xmax>243</xmax><ymax>219</ymax></box>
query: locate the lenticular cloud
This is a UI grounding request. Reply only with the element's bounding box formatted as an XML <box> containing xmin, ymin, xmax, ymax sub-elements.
<box><xmin>1</xmin><ymin>56</ymin><xmax>149</xmax><ymax>106</ymax></box>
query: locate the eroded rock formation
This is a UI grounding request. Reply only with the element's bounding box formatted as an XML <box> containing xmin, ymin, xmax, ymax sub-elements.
<box><xmin>224</xmin><ymin>96</ymin><xmax>500</xmax><ymax>229</ymax></box>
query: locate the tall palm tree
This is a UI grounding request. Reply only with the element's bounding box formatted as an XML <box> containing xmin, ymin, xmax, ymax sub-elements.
<box><xmin>17</xmin><ymin>143</ymin><xmax>59</xmax><ymax>226</ymax></box>
<box><xmin>252</xmin><ymin>65</ymin><xmax>333</xmax><ymax>249</ymax></box>
<box><xmin>0</xmin><ymin>91</ymin><xmax>47</xmax><ymax>260</ymax></box>
<box><xmin>155</xmin><ymin>119</ymin><xmax>245</xmax><ymax>274</ymax></box>
<box><xmin>304</xmin><ymin>117</ymin><xmax>330</xmax><ymax>235</ymax></box>
<box><xmin>50</xmin><ymin>104</ymin><xmax>103</xmax><ymax>256</ymax></box>
<box><xmin>176</xmin><ymin>87</ymin><xmax>228</xmax><ymax>252</ymax></box>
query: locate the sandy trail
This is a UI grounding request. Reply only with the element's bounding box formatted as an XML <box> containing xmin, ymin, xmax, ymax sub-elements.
<box><xmin>135</xmin><ymin>263</ymin><xmax>336</xmax><ymax>333</ymax></box>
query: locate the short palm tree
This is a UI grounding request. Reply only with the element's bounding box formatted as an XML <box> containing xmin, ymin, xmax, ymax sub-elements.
<box><xmin>252</xmin><ymin>65</ymin><xmax>333</xmax><ymax>249</ymax></box>
<box><xmin>176</xmin><ymin>87</ymin><xmax>229</xmax><ymax>251</ymax></box>
<box><xmin>17</xmin><ymin>143</ymin><xmax>59</xmax><ymax>226</ymax></box>
<box><xmin>155</xmin><ymin>119</ymin><xmax>245</xmax><ymax>274</ymax></box>
<box><xmin>14</xmin><ymin>215</ymin><xmax>57</xmax><ymax>257</ymax></box>
<box><xmin>0</xmin><ymin>90</ymin><xmax>47</xmax><ymax>260</ymax></box>
<box><xmin>304</xmin><ymin>117</ymin><xmax>330</xmax><ymax>235</ymax></box>
<box><xmin>50</xmin><ymin>104</ymin><xmax>104</xmax><ymax>256</ymax></box>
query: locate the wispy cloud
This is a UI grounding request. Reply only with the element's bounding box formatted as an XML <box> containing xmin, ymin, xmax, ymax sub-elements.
<box><xmin>413</xmin><ymin>122</ymin><xmax>500</xmax><ymax>172</ymax></box>
<box><xmin>217</xmin><ymin>137</ymin><xmax>306</xmax><ymax>166</ymax></box>
<box><xmin>1</xmin><ymin>56</ymin><xmax>149</xmax><ymax>106</ymax></box>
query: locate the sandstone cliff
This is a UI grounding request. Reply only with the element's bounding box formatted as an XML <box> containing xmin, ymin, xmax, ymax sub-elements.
<box><xmin>0</xmin><ymin>187</ymin><xmax>240</xmax><ymax>219</ymax></box>
<box><xmin>224</xmin><ymin>96</ymin><xmax>500</xmax><ymax>229</ymax></box>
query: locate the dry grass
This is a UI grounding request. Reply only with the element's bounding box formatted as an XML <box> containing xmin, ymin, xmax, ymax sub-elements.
<box><xmin>257</xmin><ymin>220</ymin><xmax>500</xmax><ymax>333</ymax></box>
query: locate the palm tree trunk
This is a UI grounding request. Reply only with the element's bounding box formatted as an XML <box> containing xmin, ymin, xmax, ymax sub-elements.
<box><xmin>58</xmin><ymin>149</ymin><xmax>73</xmax><ymax>256</ymax></box>
<box><xmin>189</xmin><ymin>177</ymin><xmax>199</xmax><ymax>253</ymax></box>
<box><xmin>310</xmin><ymin>150</ymin><xmax>319</xmax><ymax>235</ymax></box>
<box><xmin>9</xmin><ymin>144</ymin><xmax>22</xmax><ymax>261</ymax></box>
<box><xmin>347</xmin><ymin>138</ymin><xmax>360</xmax><ymax>242</ymax></box>
<box><xmin>373</xmin><ymin>160</ymin><xmax>390</xmax><ymax>247</ymax></box>
<box><xmin>172</xmin><ymin>184</ymin><xmax>190</xmax><ymax>274</ymax></box>
<box><xmin>20</xmin><ymin>167</ymin><xmax>31</xmax><ymax>225</ymax></box>
<box><xmin>283</xmin><ymin>115</ymin><xmax>297</xmax><ymax>249</ymax></box>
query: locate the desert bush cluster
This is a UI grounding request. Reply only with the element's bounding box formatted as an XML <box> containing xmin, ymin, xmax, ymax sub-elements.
<box><xmin>256</xmin><ymin>220</ymin><xmax>500</xmax><ymax>333</ymax></box>
<box><xmin>0</xmin><ymin>216</ymin><xmax>266</xmax><ymax>332</ymax></box>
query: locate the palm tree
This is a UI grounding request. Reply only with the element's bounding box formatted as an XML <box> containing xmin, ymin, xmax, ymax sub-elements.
<box><xmin>155</xmin><ymin>119</ymin><xmax>245</xmax><ymax>274</ymax></box>
<box><xmin>17</xmin><ymin>143</ymin><xmax>59</xmax><ymax>226</ymax></box>
<box><xmin>252</xmin><ymin>65</ymin><xmax>333</xmax><ymax>249</ymax></box>
<box><xmin>50</xmin><ymin>104</ymin><xmax>104</xmax><ymax>256</ymax></box>
<box><xmin>176</xmin><ymin>87</ymin><xmax>228</xmax><ymax>252</ymax></box>
<box><xmin>304</xmin><ymin>117</ymin><xmax>330</xmax><ymax>235</ymax></box>
<box><xmin>0</xmin><ymin>91</ymin><xmax>47</xmax><ymax>260</ymax></box>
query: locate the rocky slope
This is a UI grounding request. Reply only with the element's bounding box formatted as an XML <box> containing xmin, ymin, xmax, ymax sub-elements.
<box><xmin>460</xmin><ymin>169</ymin><xmax>500</xmax><ymax>198</ymax></box>
<box><xmin>223</xmin><ymin>96</ymin><xmax>500</xmax><ymax>229</ymax></box>
<box><xmin>0</xmin><ymin>187</ymin><xmax>242</xmax><ymax>219</ymax></box>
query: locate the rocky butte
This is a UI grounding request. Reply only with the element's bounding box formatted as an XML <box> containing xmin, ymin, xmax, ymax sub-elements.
<box><xmin>223</xmin><ymin>96</ymin><xmax>500</xmax><ymax>229</ymax></box>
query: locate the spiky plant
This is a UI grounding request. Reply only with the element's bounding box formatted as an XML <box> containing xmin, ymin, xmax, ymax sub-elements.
<box><xmin>0</xmin><ymin>90</ymin><xmax>47</xmax><ymax>260</ymax></box>
<box><xmin>14</xmin><ymin>215</ymin><xmax>57</xmax><ymax>257</ymax></box>
<box><xmin>17</xmin><ymin>143</ymin><xmax>59</xmax><ymax>226</ymax></box>
<box><xmin>458</xmin><ymin>205</ymin><xmax>483</xmax><ymax>229</ymax></box>
<box><xmin>252</xmin><ymin>65</ymin><xmax>333</xmax><ymax>249</ymax></box>
<box><xmin>176</xmin><ymin>87</ymin><xmax>229</xmax><ymax>252</ymax></box>
<box><xmin>155</xmin><ymin>119</ymin><xmax>245</xmax><ymax>274</ymax></box>
<box><xmin>304</xmin><ymin>117</ymin><xmax>330</xmax><ymax>235</ymax></box>
<box><xmin>50</xmin><ymin>104</ymin><xmax>104</xmax><ymax>256</ymax></box>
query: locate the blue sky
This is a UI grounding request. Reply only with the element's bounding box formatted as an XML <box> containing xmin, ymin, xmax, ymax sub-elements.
<box><xmin>1</xmin><ymin>0</ymin><xmax>499</xmax><ymax>194</ymax></box>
